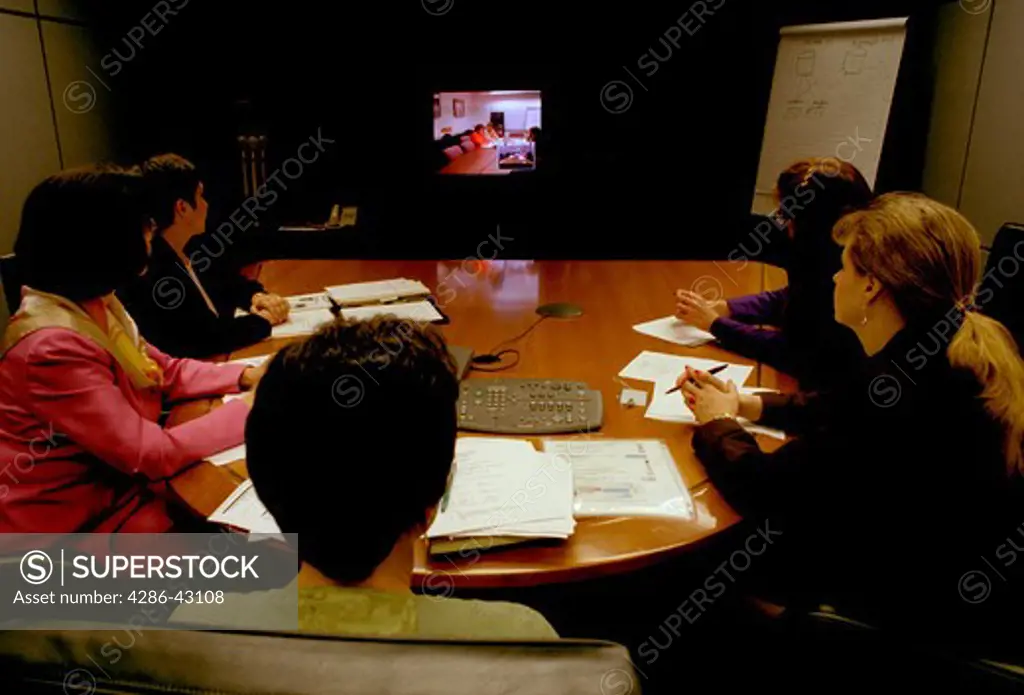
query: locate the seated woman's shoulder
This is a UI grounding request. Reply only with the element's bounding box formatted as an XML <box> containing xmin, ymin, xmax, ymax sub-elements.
<box><xmin>11</xmin><ymin>327</ymin><xmax>108</xmax><ymax>364</ymax></box>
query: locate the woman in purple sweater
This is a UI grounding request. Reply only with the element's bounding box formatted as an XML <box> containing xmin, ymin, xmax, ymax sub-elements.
<box><xmin>677</xmin><ymin>158</ymin><xmax>873</xmax><ymax>389</ymax></box>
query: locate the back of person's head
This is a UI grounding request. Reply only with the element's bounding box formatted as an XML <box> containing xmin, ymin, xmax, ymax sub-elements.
<box><xmin>15</xmin><ymin>164</ymin><xmax>149</xmax><ymax>302</ymax></box>
<box><xmin>834</xmin><ymin>192</ymin><xmax>1024</xmax><ymax>474</ymax></box>
<box><xmin>140</xmin><ymin>153</ymin><xmax>200</xmax><ymax>232</ymax></box>
<box><xmin>246</xmin><ymin>317</ymin><xmax>459</xmax><ymax>583</ymax></box>
<box><xmin>775</xmin><ymin>159</ymin><xmax>873</xmax><ymax>368</ymax></box>
<box><xmin>776</xmin><ymin>158</ymin><xmax>874</xmax><ymax>250</ymax></box>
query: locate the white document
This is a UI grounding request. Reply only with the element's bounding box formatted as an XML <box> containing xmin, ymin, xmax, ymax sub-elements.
<box><xmin>543</xmin><ymin>439</ymin><xmax>694</xmax><ymax>519</ymax></box>
<box><xmin>233</xmin><ymin>292</ymin><xmax>331</xmax><ymax>320</ymax></box>
<box><xmin>339</xmin><ymin>300</ymin><xmax>443</xmax><ymax>323</ymax></box>
<box><xmin>209</xmin><ymin>481</ymin><xmax>280</xmax><ymax>533</ymax></box>
<box><xmin>207</xmin><ymin>444</ymin><xmax>246</xmax><ymax>466</ymax></box>
<box><xmin>619</xmin><ymin>351</ymin><xmax>754</xmax><ymax>388</ymax></box>
<box><xmin>633</xmin><ymin>316</ymin><xmax>714</xmax><ymax>347</ymax></box>
<box><xmin>270</xmin><ymin>308</ymin><xmax>335</xmax><ymax>339</ymax></box>
<box><xmin>326</xmin><ymin>278</ymin><xmax>430</xmax><ymax>306</ymax></box>
<box><xmin>286</xmin><ymin>292</ymin><xmax>333</xmax><ymax>313</ymax></box>
<box><xmin>645</xmin><ymin>380</ymin><xmax>786</xmax><ymax>440</ymax></box>
<box><xmin>427</xmin><ymin>438</ymin><xmax>575</xmax><ymax>540</ymax></box>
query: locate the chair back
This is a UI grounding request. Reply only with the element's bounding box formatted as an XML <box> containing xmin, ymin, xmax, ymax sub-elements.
<box><xmin>0</xmin><ymin>626</ymin><xmax>641</xmax><ymax>695</ymax></box>
<box><xmin>979</xmin><ymin>223</ymin><xmax>1024</xmax><ymax>349</ymax></box>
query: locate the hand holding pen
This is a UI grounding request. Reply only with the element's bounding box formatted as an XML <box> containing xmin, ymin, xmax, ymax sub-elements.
<box><xmin>671</xmin><ymin>364</ymin><xmax>743</xmax><ymax>425</ymax></box>
<box><xmin>664</xmin><ymin>363</ymin><xmax>728</xmax><ymax>395</ymax></box>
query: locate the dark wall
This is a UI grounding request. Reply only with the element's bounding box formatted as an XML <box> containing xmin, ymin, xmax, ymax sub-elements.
<box><xmin>89</xmin><ymin>0</ymin><xmax>946</xmax><ymax>259</ymax></box>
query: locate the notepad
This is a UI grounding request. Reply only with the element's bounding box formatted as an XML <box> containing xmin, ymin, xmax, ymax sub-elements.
<box><xmin>208</xmin><ymin>480</ymin><xmax>280</xmax><ymax>534</ymax></box>
<box><xmin>339</xmin><ymin>299</ymin><xmax>444</xmax><ymax>323</ymax></box>
<box><xmin>619</xmin><ymin>351</ymin><xmax>754</xmax><ymax>388</ymax></box>
<box><xmin>633</xmin><ymin>316</ymin><xmax>715</xmax><ymax>347</ymax></box>
<box><xmin>326</xmin><ymin>278</ymin><xmax>431</xmax><ymax>306</ymax></box>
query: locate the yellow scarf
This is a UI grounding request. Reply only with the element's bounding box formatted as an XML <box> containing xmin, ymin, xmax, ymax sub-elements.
<box><xmin>1</xmin><ymin>288</ymin><xmax>163</xmax><ymax>390</ymax></box>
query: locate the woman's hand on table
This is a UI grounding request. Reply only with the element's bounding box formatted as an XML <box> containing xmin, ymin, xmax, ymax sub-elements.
<box><xmin>252</xmin><ymin>293</ymin><xmax>290</xmax><ymax>325</ymax></box>
<box><xmin>675</xmin><ymin>366</ymin><xmax>764</xmax><ymax>424</ymax></box>
<box><xmin>675</xmin><ymin>290</ymin><xmax>728</xmax><ymax>331</ymax></box>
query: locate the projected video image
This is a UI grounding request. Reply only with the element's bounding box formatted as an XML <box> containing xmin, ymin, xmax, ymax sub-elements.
<box><xmin>433</xmin><ymin>90</ymin><xmax>542</xmax><ymax>175</ymax></box>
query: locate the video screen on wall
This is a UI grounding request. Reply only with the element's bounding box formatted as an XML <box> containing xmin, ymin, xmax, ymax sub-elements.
<box><xmin>433</xmin><ymin>90</ymin><xmax>542</xmax><ymax>175</ymax></box>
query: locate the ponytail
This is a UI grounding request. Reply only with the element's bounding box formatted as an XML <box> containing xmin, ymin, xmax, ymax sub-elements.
<box><xmin>837</xmin><ymin>192</ymin><xmax>1024</xmax><ymax>476</ymax></box>
<box><xmin>948</xmin><ymin>312</ymin><xmax>1024</xmax><ymax>475</ymax></box>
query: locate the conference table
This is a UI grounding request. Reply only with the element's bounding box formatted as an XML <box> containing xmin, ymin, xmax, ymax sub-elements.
<box><xmin>169</xmin><ymin>259</ymin><xmax>794</xmax><ymax>590</ymax></box>
<box><xmin>440</xmin><ymin>147</ymin><xmax>508</xmax><ymax>175</ymax></box>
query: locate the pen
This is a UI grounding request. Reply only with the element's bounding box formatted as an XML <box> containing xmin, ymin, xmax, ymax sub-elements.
<box><xmin>664</xmin><ymin>364</ymin><xmax>729</xmax><ymax>395</ymax></box>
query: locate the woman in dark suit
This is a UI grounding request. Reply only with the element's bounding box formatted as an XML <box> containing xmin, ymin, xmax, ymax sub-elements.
<box><xmin>679</xmin><ymin>193</ymin><xmax>1024</xmax><ymax>642</ymax></box>
<box><xmin>118</xmin><ymin>154</ymin><xmax>289</xmax><ymax>358</ymax></box>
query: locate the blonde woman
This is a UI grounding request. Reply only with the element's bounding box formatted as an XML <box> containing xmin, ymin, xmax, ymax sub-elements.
<box><xmin>679</xmin><ymin>193</ymin><xmax>1024</xmax><ymax>635</ymax></box>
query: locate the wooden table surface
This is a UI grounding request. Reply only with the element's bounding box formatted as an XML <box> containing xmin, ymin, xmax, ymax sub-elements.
<box><xmin>439</xmin><ymin>147</ymin><xmax>509</xmax><ymax>175</ymax></box>
<box><xmin>169</xmin><ymin>259</ymin><xmax>794</xmax><ymax>589</ymax></box>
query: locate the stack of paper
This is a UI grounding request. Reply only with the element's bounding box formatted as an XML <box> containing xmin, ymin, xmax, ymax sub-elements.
<box><xmin>339</xmin><ymin>299</ymin><xmax>443</xmax><ymax>323</ymax></box>
<box><xmin>208</xmin><ymin>481</ymin><xmax>280</xmax><ymax>534</ymax></box>
<box><xmin>426</xmin><ymin>438</ymin><xmax>575</xmax><ymax>552</ymax></box>
<box><xmin>543</xmin><ymin>439</ymin><xmax>694</xmax><ymax>519</ymax></box>
<box><xmin>618</xmin><ymin>351</ymin><xmax>784</xmax><ymax>439</ymax></box>
<box><xmin>633</xmin><ymin>316</ymin><xmax>715</xmax><ymax>347</ymax></box>
<box><xmin>326</xmin><ymin>278</ymin><xmax>430</xmax><ymax>306</ymax></box>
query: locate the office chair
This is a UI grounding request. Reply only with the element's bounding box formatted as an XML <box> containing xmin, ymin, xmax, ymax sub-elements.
<box><xmin>0</xmin><ymin>253</ymin><xmax>24</xmax><ymax>314</ymax></box>
<box><xmin>787</xmin><ymin>606</ymin><xmax>1024</xmax><ymax>692</ymax></box>
<box><xmin>0</xmin><ymin>626</ymin><xmax>640</xmax><ymax>695</ymax></box>
<box><xmin>978</xmin><ymin>223</ymin><xmax>1024</xmax><ymax>350</ymax></box>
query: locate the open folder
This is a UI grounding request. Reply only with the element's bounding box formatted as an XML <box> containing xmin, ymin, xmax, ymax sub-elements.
<box><xmin>326</xmin><ymin>278</ymin><xmax>431</xmax><ymax>306</ymax></box>
<box><xmin>260</xmin><ymin>281</ymin><xmax>444</xmax><ymax>339</ymax></box>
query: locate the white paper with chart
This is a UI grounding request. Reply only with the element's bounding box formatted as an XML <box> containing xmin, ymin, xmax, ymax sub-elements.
<box><xmin>543</xmin><ymin>439</ymin><xmax>694</xmax><ymax>519</ymax></box>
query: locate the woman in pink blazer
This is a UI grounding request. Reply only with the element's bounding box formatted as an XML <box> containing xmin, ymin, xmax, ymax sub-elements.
<box><xmin>0</xmin><ymin>165</ymin><xmax>261</xmax><ymax>533</ymax></box>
